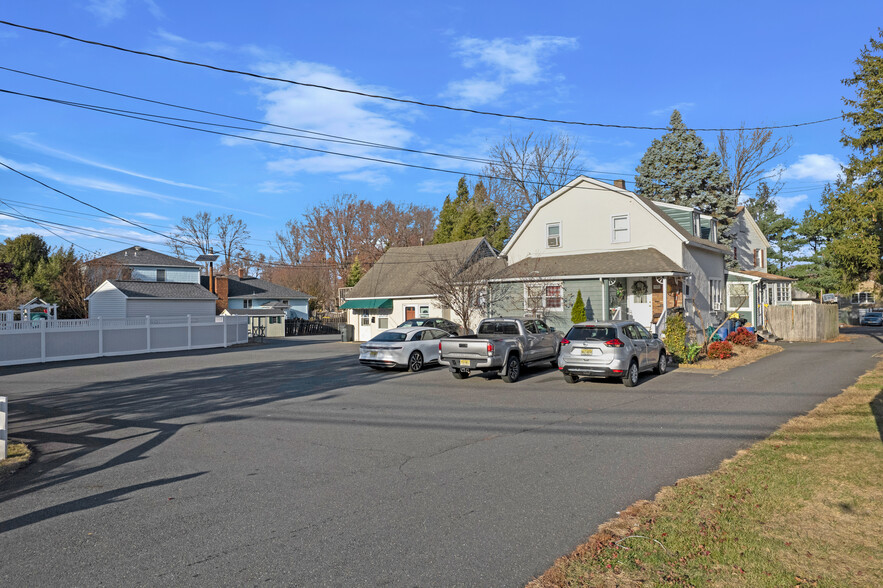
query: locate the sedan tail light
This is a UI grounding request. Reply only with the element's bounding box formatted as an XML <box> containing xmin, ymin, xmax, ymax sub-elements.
<box><xmin>604</xmin><ymin>338</ymin><xmax>625</xmax><ymax>348</ymax></box>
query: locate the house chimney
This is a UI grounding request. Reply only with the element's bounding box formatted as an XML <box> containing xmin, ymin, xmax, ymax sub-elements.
<box><xmin>613</xmin><ymin>179</ymin><xmax>626</xmax><ymax>190</ymax></box>
<box><xmin>215</xmin><ymin>276</ymin><xmax>229</xmax><ymax>315</ymax></box>
<box><xmin>237</xmin><ymin>267</ymin><xmax>245</xmax><ymax>279</ymax></box>
<box><xmin>209</xmin><ymin>262</ymin><xmax>215</xmax><ymax>294</ymax></box>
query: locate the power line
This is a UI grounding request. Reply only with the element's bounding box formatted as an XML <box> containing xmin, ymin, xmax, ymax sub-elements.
<box><xmin>0</xmin><ymin>20</ymin><xmax>842</xmax><ymax>132</ymax></box>
<box><xmin>0</xmin><ymin>198</ymin><xmax>95</xmax><ymax>252</ymax></box>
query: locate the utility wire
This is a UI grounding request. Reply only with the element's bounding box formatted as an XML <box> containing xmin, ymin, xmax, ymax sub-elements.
<box><xmin>0</xmin><ymin>198</ymin><xmax>95</xmax><ymax>252</ymax></box>
<box><xmin>0</xmin><ymin>20</ymin><xmax>842</xmax><ymax>132</ymax></box>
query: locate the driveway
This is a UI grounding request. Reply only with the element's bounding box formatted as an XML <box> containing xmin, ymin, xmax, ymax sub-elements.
<box><xmin>1</xmin><ymin>331</ymin><xmax>881</xmax><ymax>586</ymax></box>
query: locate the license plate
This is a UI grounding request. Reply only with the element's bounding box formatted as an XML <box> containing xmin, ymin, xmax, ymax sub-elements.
<box><xmin>459</xmin><ymin>359</ymin><xmax>470</xmax><ymax>367</ymax></box>
<box><xmin>369</xmin><ymin>351</ymin><xmax>377</xmax><ymax>357</ymax></box>
<box><xmin>580</xmin><ymin>348</ymin><xmax>597</xmax><ymax>356</ymax></box>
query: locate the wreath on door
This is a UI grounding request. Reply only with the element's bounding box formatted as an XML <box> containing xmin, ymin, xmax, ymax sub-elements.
<box><xmin>632</xmin><ymin>280</ymin><xmax>648</xmax><ymax>297</ymax></box>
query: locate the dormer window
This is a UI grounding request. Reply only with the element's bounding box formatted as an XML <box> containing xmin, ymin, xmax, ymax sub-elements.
<box><xmin>692</xmin><ymin>211</ymin><xmax>701</xmax><ymax>236</ymax></box>
<box><xmin>546</xmin><ymin>222</ymin><xmax>561</xmax><ymax>248</ymax></box>
<box><xmin>156</xmin><ymin>269</ymin><xmax>166</xmax><ymax>282</ymax></box>
<box><xmin>710</xmin><ymin>219</ymin><xmax>718</xmax><ymax>243</ymax></box>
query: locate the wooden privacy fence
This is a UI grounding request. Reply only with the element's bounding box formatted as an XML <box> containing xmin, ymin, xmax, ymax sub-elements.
<box><xmin>0</xmin><ymin>315</ymin><xmax>249</xmax><ymax>367</ymax></box>
<box><xmin>766</xmin><ymin>304</ymin><xmax>839</xmax><ymax>342</ymax></box>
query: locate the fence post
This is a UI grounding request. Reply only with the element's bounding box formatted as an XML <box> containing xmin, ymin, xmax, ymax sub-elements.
<box><xmin>223</xmin><ymin>316</ymin><xmax>228</xmax><ymax>348</ymax></box>
<box><xmin>98</xmin><ymin>317</ymin><xmax>103</xmax><ymax>356</ymax></box>
<box><xmin>40</xmin><ymin>318</ymin><xmax>46</xmax><ymax>363</ymax></box>
<box><xmin>146</xmin><ymin>315</ymin><xmax>151</xmax><ymax>352</ymax></box>
<box><xmin>187</xmin><ymin>314</ymin><xmax>192</xmax><ymax>349</ymax></box>
<box><xmin>1</xmin><ymin>396</ymin><xmax>7</xmax><ymax>460</ymax></box>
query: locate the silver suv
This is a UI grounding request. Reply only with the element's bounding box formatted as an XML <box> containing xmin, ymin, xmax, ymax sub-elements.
<box><xmin>557</xmin><ymin>320</ymin><xmax>667</xmax><ymax>386</ymax></box>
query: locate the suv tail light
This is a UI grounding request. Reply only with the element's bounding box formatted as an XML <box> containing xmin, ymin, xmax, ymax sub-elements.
<box><xmin>438</xmin><ymin>341</ymin><xmax>442</xmax><ymax>352</ymax></box>
<box><xmin>605</xmin><ymin>338</ymin><xmax>625</xmax><ymax>348</ymax></box>
<box><xmin>487</xmin><ymin>343</ymin><xmax>494</xmax><ymax>355</ymax></box>
<box><xmin>560</xmin><ymin>338</ymin><xmax>570</xmax><ymax>345</ymax></box>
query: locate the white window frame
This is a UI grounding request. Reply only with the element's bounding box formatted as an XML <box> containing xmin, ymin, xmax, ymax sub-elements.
<box><xmin>710</xmin><ymin>278</ymin><xmax>722</xmax><ymax>311</ymax></box>
<box><xmin>710</xmin><ymin>219</ymin><xmax>718</xmax><ymax>243</ymax></box>
<box><xmin>610</xmin><ymin>214</ymin><xmax>630</xmax><ymax>244</ymax></box>
<box><xmin>727</xmin><ymin>282</ymin><xmax>750</xmax><ymax>310</ymax></box>
<box><xmin>852</xmin><ymin>292</ymin><xmax>875</xmax><ymax>304</ymax></box>
<box><xmin>156</xmin><ymin>268</ymin><xmax>166</xmax><ymax>282</ymax></box>
<box><xmin>692</xmin><ymin>211</ymin><xmax>701</xmax><ymax>236</ymax></box>
<box><xmin>776</xmin><ymin>283</ymin><xmax>791</xmax><ymax>304</ymax></box>
<box><xmin>523</xmin><ymin>281</ymin><xmax>564</xmax><ymax>313</ymax></box>
<box><xmin>546</xmin><ymin>222</ymin><xmax>561</xmax><ymax>248</ymax></box>
<box><xmin>419</xmin><ymin>305</ymin><xmax>430</xmax><ymax>318</ymax></box>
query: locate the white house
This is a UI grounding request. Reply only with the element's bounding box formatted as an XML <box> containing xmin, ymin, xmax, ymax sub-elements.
<box><xmin>86</xmin><ymin>280</ymin><xmax>217</xmax><ymax>319</ymax></box>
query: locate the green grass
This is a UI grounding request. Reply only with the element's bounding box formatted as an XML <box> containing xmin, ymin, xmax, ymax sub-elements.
<box><xmin>531</xmin><ymin>363</ymin><xmax>883</xmax><ymax>587</ymax></box>
<box><xmin>0</xmin><ymin>441</ymin><xmax>33</xmax><ymax>484</ymax></box>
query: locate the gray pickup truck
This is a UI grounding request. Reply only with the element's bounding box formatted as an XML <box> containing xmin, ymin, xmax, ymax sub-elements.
<box><xmin>438</xmin><ymin>317</ymin><xmax>563</xmax><ymax>383</ymax></box>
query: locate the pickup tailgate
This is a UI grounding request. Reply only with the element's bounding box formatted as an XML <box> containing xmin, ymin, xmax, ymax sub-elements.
<box><xmin>440</xmin><ymin>338</ymin><xmax>490</xmax><ymax>360</ymax></box>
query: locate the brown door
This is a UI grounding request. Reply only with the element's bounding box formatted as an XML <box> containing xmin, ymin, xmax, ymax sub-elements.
<box><xmin>405</xmin><ymin>306</ymin><xmax>416</xmax><ymax>320</ymax></box>
<box><xmin>652</xmin><ymin>279</ymin><xmax>664</xmax><ymax>323</ymax></box>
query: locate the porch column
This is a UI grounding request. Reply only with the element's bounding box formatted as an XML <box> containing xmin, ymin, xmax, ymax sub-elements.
<box><xmin>662</xmin><ymin>277</ymin><xmax>668</xmax><ymax>316</ymax></box>
<box><xmin>600</xmin><ymin>278</ymin><xmax>608</xmax><ymax>321</ymax></box>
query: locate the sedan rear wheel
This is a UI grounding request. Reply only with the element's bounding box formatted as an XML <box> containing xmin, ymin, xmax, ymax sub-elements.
<box><xmin>408</xmin><ymin>351</ymin><xmax>424</xmax><ymax>372</ymax></box>
<box><xmin>622</xmin><ymin>360</ymin><xmax>639</xmax><ymax>387</ymax></box>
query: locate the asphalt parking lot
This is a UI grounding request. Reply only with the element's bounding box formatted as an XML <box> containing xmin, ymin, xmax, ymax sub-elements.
<box><xmin>2</xmin><ymin>329</ymin><xmax>881</xmax><ymax>586</ymax></box>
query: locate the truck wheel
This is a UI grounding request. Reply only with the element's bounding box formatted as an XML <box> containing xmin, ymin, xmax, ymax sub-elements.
<box><xmin>563</xmin><ymin>373</ymin><xmax>579</xmax><ymax>384</ymax></box>
<box><xmin>501</xmin><ymin>355</ymin><xmax>521</xmax><ymax>383</ymax></box>
<box><xmin>622</xmin><ymin>360</ymin><xmax>640</xmax><ymax>387</ymax></box>
<box><xmin>407</xmin><ymin>351</ymin><xmax>424</xmax><ymax>372</ymax></box>
<box><xmin>452</xmin><ymin>369</ymin><xmax>469</xmax><ymax>379</ymax></box>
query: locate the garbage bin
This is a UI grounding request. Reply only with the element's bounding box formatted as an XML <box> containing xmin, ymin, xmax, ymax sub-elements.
<box><xmin>341</xmin><ymin>324</ymin><xmax>355</xmax><ymax>342</ymax></box>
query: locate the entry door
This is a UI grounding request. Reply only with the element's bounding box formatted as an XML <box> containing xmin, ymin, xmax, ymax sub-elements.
<box><xmin>359</xmin><ymin>312</ymin><xmax>372</xmax><ymax>341</ymax></box>
<box><xmin>405</xmin><ymin>306</ymin><xmax>416</xmax><ymax>321</ymax></box>
<box><xmin>628</xmin><ymin>278</ymin><xmax>652</xmax><ymax>328</ymax></box>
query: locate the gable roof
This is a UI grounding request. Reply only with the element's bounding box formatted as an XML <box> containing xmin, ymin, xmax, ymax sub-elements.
<box><xmin>89</xmin><ymin>280</ymin><xmax>217</xmax><ymax>300</ymax></box>
<box><xmin>92</xmin><ymin>247</ymin><xmax>199</xmax><ymax>268</ymax></box>
<box><xmin>346</xmin><ymin>237</ymin><xmax>496</xmax><ymax>299</ymax></box>
<box><xmin>204</xmin><ymin>275</ymin><xmax>310</xmax><ymax>300</ymax></box>
<box><xmin>734</xmin><ymin>207</ymin><xmax>772</xmax><ymax>249</ymax></box>
<box><xmin>500</xmin><ymin>176</ymin><xmax>731</xmax><ymax>256</ymax></box>
<box><xmin>731</xmin><ymin>269</ymin><xmax>796</xmax><ymax>282</ymax></box>
<box><xmin>495</xmin><ymin>248</ymin><xmax>688</xmax><ymax>280</ymax></box>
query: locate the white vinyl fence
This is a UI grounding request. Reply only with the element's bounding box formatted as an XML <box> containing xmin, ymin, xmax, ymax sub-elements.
<box><xmin>0</xmin><ymin>315</ymin><xmax>249</xmax><ymax>367</ymax></box>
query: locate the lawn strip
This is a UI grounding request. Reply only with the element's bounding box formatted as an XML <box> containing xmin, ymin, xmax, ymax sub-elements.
<box><xmin>529</xmin><ymin>360</ymin><xmax>883</xmax><ymax>587</ymax></box>
<box><xmin>0</xmin><ymin>441</ymin><xmax>33</xmax><ymax>484</ymax></box>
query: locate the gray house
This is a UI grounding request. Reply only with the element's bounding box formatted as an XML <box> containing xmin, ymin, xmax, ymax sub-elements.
<box><xmin>90</xmin><ymin>246</ymin><xmax>201</xmax><ymax>283</ymax></box>
<box><xmin>86</xmin><ymin>280</ymin><xmax>216</xmax><ymax>319</ymax></box>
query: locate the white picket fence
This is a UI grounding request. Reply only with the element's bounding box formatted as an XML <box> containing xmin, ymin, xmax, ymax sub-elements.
<box><xmin>0</xmin><ymin>315</ymin><xmax>249</xmax><ymax>367</ymax></box>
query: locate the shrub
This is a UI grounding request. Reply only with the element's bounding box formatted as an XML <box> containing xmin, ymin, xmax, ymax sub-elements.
<box><xmin>685</xmin><ymin>343</ymin><xmax>702</xmax><ymax>364</ymax></box>
<box><xmin>707</xmin><ymin>340</ymin><xmax>734</xmax><ymax>359</ymax></box>
<box><xmin>571</xmin><ymin>290</ymin><xmax>586</xmax><ymax>323</ymax></box>
<box><xmin>726</xmin><ymin>327</ymin><xmax>758</xmax><ymax>348</ymax></box>
<box><xmin>664</xmin><ymin>312</ymin><xmax>687</xmax><ymax>362</ymax></box>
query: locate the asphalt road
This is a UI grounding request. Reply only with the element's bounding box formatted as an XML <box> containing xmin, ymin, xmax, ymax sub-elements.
<box><xmin>2</xmin><ymin>329</ymin><xmax>881</xmax><ymax>587</ymax></box>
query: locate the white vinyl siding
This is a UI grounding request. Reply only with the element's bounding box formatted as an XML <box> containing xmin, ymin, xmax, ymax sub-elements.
<box><xmin>610</xmin><ymin>214</ymin><xmax>630</xmax><ymax>243</ymax></box>
<box><xmin>88</xmin><ymin>289</ymin><xmax>128</xmax><ymax>319</ymax></box>
<box><xmin>126</xmin><ymin>299</ymin><xmax>216</xmax><ymax>318</ymax></box>
<box><xmin>130</xmin><ymin>267</ymin><xmax>200</xmax><ymax>283</ymax></box>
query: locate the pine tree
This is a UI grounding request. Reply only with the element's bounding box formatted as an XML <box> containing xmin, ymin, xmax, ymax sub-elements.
<box><xmin>635</xmin><ymin>110</ymin><xmax>736</xmax><ymax>240</ymax></box>
<box><xmin>745</xmin><ymin>182</ymin><xmax>799</xmax><ymax>273</ymax></box>
<box><xmin>571</xmin><ymin>290</ymin><xmax>586</xmax><ymax>323</ymax></box>
<box><xmin>434</xmin><ymin>178</ymin><xmax>510</xmax><ymax>248</ymax></box>
<box><xmin>432</xmin><ymin>196</ymin><xmax>457</xmax><ymax>244</ymax></box>
<box><xmin>345</xmin><ymin>258</ymin><xmax>364</xmax><ymax>287</ymax></box>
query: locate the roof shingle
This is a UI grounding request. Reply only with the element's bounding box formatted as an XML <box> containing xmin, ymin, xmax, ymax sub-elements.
<box><xmin>107</xmin><ymin>280</ymin><xmax>216</xmax><ymax>299</ymax></box>
<box><xmin>93</xmin><ymin>247</ymin><xmax>199</xmax><ymax>268</ymax></box>
<box><xmin>497</xmin><ymin>248</ymin><xmax>687</xmax><ymax>280</ymax></box>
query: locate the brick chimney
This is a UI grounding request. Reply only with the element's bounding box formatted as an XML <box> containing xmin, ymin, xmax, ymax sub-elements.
<box><xmin>215</xmin><ymin>276</ymin><xmax>229</xmax><ymax>315</ymax></box>
<box><xmin>613</xmin><ymin>179</ymin><xmax>626</xmax><ymax>190</ymax></box>
<box><xmin>237</xmin><ymin>267</ymin><xmax>245</xmax><ymax>279</ymax></box>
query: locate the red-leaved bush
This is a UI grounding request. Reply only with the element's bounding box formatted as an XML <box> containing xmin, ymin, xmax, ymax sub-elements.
<box><xmin>707</xmin><ymin>340</ymin><xmax>734</xmax><ymax>359</ymax></box>
<box><xmin>726</xmin><ymin>327</ymin><xmax>758</xmax><ymax>348</ymax></box>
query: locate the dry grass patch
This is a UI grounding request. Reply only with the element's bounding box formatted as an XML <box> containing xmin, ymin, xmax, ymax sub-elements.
<box><xmin>529</xmin><ymin>361</ymin><xmax>883</xmax><ymax>587</ymax></box>
<box><xmin>681</xmin><ymin>343</ymin><xmax>782</xmax><ymax>371</ymax></box>
<box><xmin>0</xmin><ymin>441</ymin><xmax>33</xmax><ymax>484</ymax></box>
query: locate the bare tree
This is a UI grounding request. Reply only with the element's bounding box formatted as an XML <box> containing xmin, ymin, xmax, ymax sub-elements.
<box><xmin>481</xmin><ymin>131</ymin><xmax>581</xmax><ymax>227</ymax></box>
<box><xmin>274</xmin><ymin>220</ymin><xmax>309</xmax><ymax>265</ymax></box>
<box><xmin>421</xmin><ymin>252</ymin><xmax>504</xmax><ymax>332</ymax></box>
<box><xmin>168</xmin><ymin>211</ymin><xmax>214</xmax><ymax>260</ymax></box>
<box><xmin>717</xmin><ymin>125</ymin><xmax>792</xmax><ymax>198</ymax></box>
<box><xmin>216</xmin><ymin>214</ymin><xmax>251</xmax><ymax>272</ymax></box>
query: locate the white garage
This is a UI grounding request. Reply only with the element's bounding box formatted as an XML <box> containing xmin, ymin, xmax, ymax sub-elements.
<box><xmin>87</xmin><ymin>280</ymin><xmax>217</xmax><ymax>319</ymax></box>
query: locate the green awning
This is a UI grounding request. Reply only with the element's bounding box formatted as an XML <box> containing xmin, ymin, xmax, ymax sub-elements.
<box><xmin>339</xmin><ymin>298</ymin><xmax>393</xmax><ymax>310</ymax></box>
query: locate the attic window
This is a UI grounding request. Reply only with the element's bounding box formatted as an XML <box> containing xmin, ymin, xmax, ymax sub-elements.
<box><xmin>710</xmin><ymin>219</ymin><xmax>718</xmax><ymax>243</ymax></box>
<box><xmin>156</xmin><ymin>269</ymin><xmax>166</xmax><ymax>282</ymax></box>
<box><xmin>611</xmin><ymin>214</ymin><xmax>630</xmax><ymax>243</ymax></box>
<box><xmin>692</xmin><ymin>211</ymin><xmax>701</xmax><ymax>236</ymax></box>
<box><xmin>546</xmin><ymin>223</ymin><xmax>561</xmax><ymax>248</ymax></box>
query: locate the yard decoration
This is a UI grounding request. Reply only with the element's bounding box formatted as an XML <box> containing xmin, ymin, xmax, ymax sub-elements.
<box><xmin>727</xmin><ymin>327</ymin><xmax>758</xmax><ymax>348</ymax></box>
<box><xmin>707</xmin><ymin>340</ymin><xmax>734</xmax><ymax>359</ymax></box>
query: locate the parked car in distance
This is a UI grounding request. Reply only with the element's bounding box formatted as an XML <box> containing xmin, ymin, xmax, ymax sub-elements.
<box><xmin>438</xmin><ymin>317</ymin><xmax>562</xmax><ymax>383</ymax></box>
<box><xmin>359</xmin><ymin>327</ymin><xmax>452</xmax><ymax>372</ymax></box>
<box><xmin>397</xmin><ymin>317</ymin><xmax>471</xmax><ymax>335</ymax></box>
<box><xmin>860</xmin><ymin>312</ymin><xmax>883</xmax><ymax>326</ymax></box>
<box><xmin>557</xmin><ymin>320</ymin><xmax>667</xmax><ymax>387</ymax></box>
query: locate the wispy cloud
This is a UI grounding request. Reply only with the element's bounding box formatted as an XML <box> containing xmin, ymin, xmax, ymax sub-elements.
<box><xmin>650</xmin><ymin>102</ymin><xmax>696</xmax><ymax>116</ymax></box>
<box><xmin>444</xmin><ymin>35</ymin><xmax>578</xmax><ymax>107</ymax></box>
<box><xmin>84</xmin><ymin>0</ymin><xmax>163</xmax><ymax>25</ymax></box>
<box><xmin>0</xmin><ymin>157</ymin><xmax>270</xmax><ymax>218</ymax></box>
<box><xmin>257</xmin><ymin>181</ymin><xmax>301</xmax><ymax>194</ymax></box>
<box><xmin>131</xmin><ymin>211</ymin><xmax>171</xmax><ymax>221</ymax></box>
<box><xmin>11</xmin><ymin>134</ymin><xmax>221</xmax><ymax>192</ymax></box>
<box><xmin>781</xmin><ymin>154</ymin><xmax>843</xmax><ymax>182</ymax></box>
<box><xmin>417</xmin><ymin>179</ymin><xmax>453</xmax><ymax>194</ymax></box>
<box><xmin>775</xmin><ymin>193</ymin><xmax>809</xmax><ymax>213</ymax></box>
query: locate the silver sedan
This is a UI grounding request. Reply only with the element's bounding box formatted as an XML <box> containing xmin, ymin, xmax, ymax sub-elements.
<box><xmin>557</xmin><ymin>320</ymin><xmax>667</xmax><ymax>386</ymax></box>
<box><xmin>359</xmin><ymin>327</ymin><xmax>452</xmax><ymax>372</ymax></box>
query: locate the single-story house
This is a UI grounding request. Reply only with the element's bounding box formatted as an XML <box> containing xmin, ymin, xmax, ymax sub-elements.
<box><xmin>220</xmin><ymin>307</ymin><xmax>286</xmax><ymax>337</ymax></box>
<box><xmin>340</xmin><ymin>237</ymin><xmax>499</xmax><ymax>341</ymax></box>
<box><xmin>724</xmin><ymin>270</ymin><xmax>797</xmax><ymax>329</ymax></box>
<box><xmin>205</xmin><ymin>269</ymin><xmax>312</xmax><ymax>319</ymax></box>
<box><xmin>87</xmin><ymin>280</ymin><xmax>217</xmax><ymax>319</ymax></box>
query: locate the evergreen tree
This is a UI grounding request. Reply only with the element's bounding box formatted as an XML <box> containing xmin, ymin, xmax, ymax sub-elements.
<box><xmin>0</xmin><ymin>234</ymin><xmax>50</xmax><ymax>284</ymax></box>
<box><xmin>818</xmin><ymin>29</ymin><xmax>883</xmax><ymax>288</ymax></box>
<box><xmin>745</xmin><ymin>182</ymin><xmax>799</xmax><ymax>273</ymax></box>
<box><xmin>787</xmin><ymin>202</ymin><xmax>840</xmax><ymax>294</ymax></box>
<box><xmin>432</xmin><ymin>196</ymin><xmax>457</xmax><ymax>244</ymax></box>
<box><xmin>345</xmin><ymin>257</ymin><xmax>364</xmax><ymax>287</ymax></box>
<box><xmin>635</xmin><ymin>110</ymin><xmax>736</xmax><ymax>241</ymax></box>
<box><xmin>571</xmin><ymin>290</ymin><xmax>586</xmax><ymax>323</ymax></box>
<box><xmin>434</xmin><ymin>178</ymin><xmax>510</xmax><ymax>248</ymax></box>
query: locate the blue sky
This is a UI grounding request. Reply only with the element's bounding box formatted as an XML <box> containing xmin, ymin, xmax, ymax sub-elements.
<box><xmin>0</xmin><ymin>1</ymin><xmax>879</xmax><ymax>259</ymax></box>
